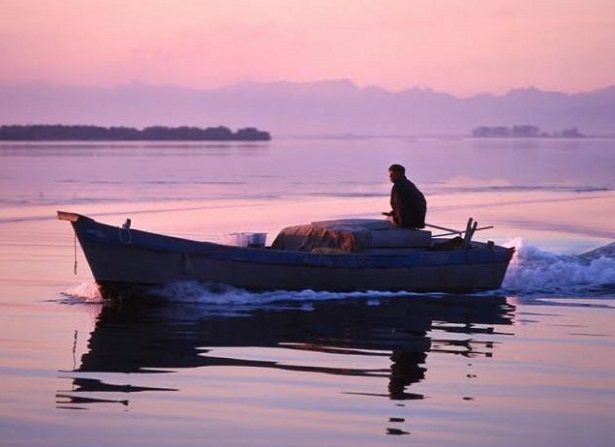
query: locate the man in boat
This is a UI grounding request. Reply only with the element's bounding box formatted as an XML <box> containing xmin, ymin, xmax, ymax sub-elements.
<box><xmin>384</xmin><ymin>163</ymin><xmax>427</xmax><ymax>229</ymax></box>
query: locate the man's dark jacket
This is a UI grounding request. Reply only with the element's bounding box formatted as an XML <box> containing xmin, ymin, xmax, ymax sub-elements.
<box><xmin>390</xmin><ymin>177</ymin><xmax>426</xmax><ymax>229</ymax></box>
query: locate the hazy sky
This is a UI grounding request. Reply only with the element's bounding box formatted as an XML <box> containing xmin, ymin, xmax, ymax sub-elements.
<box><xmin>2</xmin><ymin>0</ymin><xmax>614</xmax><ymax>96</ymax></box>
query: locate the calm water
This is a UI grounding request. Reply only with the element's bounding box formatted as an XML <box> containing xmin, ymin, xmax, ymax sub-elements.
<box><xmin>1</xmin><ymin>137</ymin><xmax>615</xmax><ymax>446</ymax></box>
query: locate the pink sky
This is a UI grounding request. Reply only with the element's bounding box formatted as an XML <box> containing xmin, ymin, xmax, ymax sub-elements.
<box><xmin>2</xmin><ymin>0</ymin><xmax>614</xmax><ymax>96</ymax></box>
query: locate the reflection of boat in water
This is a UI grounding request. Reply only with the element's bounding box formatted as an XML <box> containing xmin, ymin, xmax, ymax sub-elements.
<box><xmin>56</xmin><ymin>294</ymin><xmax>515</xmax><ymax>409</ymax></box>
<box><xmin>57</xmin><ymin>211</ymin><xmax>514</xmax><ymax>297</ymax></box>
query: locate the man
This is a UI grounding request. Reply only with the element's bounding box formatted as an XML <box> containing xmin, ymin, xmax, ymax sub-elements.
<box><xmin>385</xmin><ymin>163</ymin><xmax>427</xmax><ymax>229</ymax></box>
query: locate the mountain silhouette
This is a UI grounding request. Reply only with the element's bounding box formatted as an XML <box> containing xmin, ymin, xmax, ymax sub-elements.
<box><xmin>1</xmin><ymin>80</ymin><xmax>613</xmax><ymax>136</ymax></box>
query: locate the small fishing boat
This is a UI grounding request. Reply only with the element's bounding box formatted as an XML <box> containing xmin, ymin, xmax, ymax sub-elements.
<box><xmin>58</xmin><ymin>211</ymin><xmax>514</xmax><ymax>298</ymax></box>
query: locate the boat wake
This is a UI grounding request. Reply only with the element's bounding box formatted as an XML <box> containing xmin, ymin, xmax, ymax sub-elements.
<box><xmin>59</xmin><ymin>280</ymin><xmax>432</xmax><ymax>314</ymax></box>
<box><xmin>150</xmin><ymin>281</ymin><xmax>425</xmax><ymax>311</ymax></box>
<box><xmin>502</xmin><ymin>239</ymin><xmax>615</xmax><ymax>297</ymax></box>
<box><xmin>59</xmin><ymin>282</ymin><xmax>105</xmax><ymax>304</ymax></box>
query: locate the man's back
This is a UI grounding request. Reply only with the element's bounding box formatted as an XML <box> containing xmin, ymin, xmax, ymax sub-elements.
<box><xmin>390</xmin><ymin>177</ymin><xmax>426</xmax><ymax>229</ymax></box>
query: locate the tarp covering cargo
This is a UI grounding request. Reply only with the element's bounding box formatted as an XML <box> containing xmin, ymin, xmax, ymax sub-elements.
<box><xmin>271</xmin><ymin>219</ymin><xmax>432</xmax><ymax>252</ymax></box>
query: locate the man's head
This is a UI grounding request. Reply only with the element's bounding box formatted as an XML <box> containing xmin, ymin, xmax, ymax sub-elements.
<box><xmin>388</xmin><ymin>164</ymin><xmax>406</xmax><ymax>183</ymax></box>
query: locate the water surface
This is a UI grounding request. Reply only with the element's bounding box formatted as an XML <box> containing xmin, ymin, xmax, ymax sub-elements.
<box><xmin>1</xmin><ymin>137</ymin><xmax>614</xmax><ymax>446</ymax></box>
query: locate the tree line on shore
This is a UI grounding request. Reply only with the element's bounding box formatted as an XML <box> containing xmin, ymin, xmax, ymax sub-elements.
<box><xmin>0</xmin><ymin>124</ymin><xmax>271</xmax><ymax>141</ymax></box>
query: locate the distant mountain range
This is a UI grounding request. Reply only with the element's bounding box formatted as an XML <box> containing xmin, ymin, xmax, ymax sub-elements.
<box><xmin>1</xmin><ymin>80</ymin><xmax>614</xmax><ymax>137</ymax></box>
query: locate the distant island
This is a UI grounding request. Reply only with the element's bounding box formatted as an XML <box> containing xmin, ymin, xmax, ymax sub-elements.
<box><xmin>0</xmin><ymin>124</ymin><xmax>271</xmax><ymax>141</ymax></box>
<box><xmin>472</xmin><ymin>125</ymin><xmax>584</xmax><ymax>138</ymax></box>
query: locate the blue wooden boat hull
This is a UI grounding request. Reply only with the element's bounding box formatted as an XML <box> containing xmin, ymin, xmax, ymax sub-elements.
<box><xmin>58</xmin><ymin>211</ymin><xmax>514</xmax><ymax>297</ymax></box>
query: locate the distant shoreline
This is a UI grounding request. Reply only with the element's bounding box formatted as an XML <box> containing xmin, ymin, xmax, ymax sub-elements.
<box><xmin>0</xmin><ymin>124</ymin><xmax>271</xmax><ymax>141</ymax></box>
<box><xmin>471</xmin><ymin>125</ymin><xmax>584</xmax><ymax>139</ymax></box>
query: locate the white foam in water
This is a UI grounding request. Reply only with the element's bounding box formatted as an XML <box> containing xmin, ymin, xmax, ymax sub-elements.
<box><xmin>61</xmin><ymin>282</ymin><xmax>104</xmax><ymax>302</ymax></box>
<box><xmin>152</xmin><ymin>280</ymin><xmax>418</xmax><ymax>306</ymax></box>
<box><xmin>502</xmin><ymin>239</ymin><xmax>615</xmax><ymax>296</ymax></box>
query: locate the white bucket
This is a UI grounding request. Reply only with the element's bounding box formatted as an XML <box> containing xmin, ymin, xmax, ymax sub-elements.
<box><xmin>232</xmin><ymin>232</ymin><xmax>267</xmax><ymax>248</ymax></box>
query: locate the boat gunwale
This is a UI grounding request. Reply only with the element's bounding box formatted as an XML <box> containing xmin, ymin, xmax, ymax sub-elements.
<box><xmin>64</xmin><ymin>211</ymin><xmax>514</xmax><ymax>270</ymax></box>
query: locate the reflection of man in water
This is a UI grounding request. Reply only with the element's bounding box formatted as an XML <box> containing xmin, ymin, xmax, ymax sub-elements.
<box><xmin>384</xmin><ymin>164</ymin><xmax>427</xmax><ymax>229</ymax></box>
<box><xmin>389</xmin><ymin>350</ymin><xmax>427</xmax><ymax>400</ymax></box>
